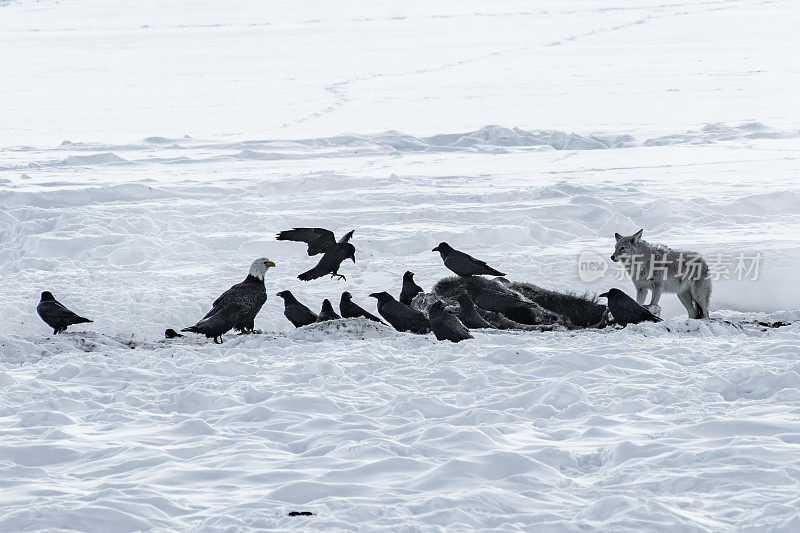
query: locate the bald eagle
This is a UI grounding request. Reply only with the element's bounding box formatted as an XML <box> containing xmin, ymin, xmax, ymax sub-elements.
<box><xmin>182</xmin><ymin>258</ymin><xmax>275</xmax><ymax>343</ymax></box>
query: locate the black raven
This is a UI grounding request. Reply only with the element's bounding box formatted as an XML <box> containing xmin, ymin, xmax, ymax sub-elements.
<box><xmin>340</xmin><ymin>291</ymin><xmax>384</xmax><ymax>324</ymax></box>
<box><xmin>369</xmin><ymin>291</ymin><xmax>430</xmax><ymax>334</ymax></box>
<box><xmin>276</xmin><ymin>290</ymin><xmax>317</xmax><ymax>327</ymax></box>
<box><xmin>316</xmin><ymin>299</ymin><xmax>341</xmax><ymax>322</ymax></box>
<box><xmin>429</xmin><ymin>300</ymin><xmax>473</xmax><ymax>342</ymax></box>
<box><xmin>599</xmin><ymin>288</ymin><xmax>662</xmax><ymax>327</ymax></box>
<box><xmin>276</xmin><ymin>227</ymin><xmax>356</xmax><ymax>281</ymax></box>
<box><xmin>432</xmin><ymin>242</ymin><xmax>505</xmax><ymax>277</ymax></box>
<box><xmin>399</xmin><ymin>271</ymin><xmax>423</xmax><ymax>305</ymax></box>
<box><xmin>37</xmin><ymin>291</ymin><xmax>92</xmax><ymax>334</ymax></box>
<box><xmin>455</xmin><ymin>291</ymin><xmax>494</xmax><ymax>329</ymax></box>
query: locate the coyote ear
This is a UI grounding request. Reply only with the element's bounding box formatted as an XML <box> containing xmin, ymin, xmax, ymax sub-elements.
<box><xmin>614</xmin><ymin>233</ymin><xmax>622</xmax><ymax>241</ymax></box>
<box><xmin>633</xmin><ymin>229</ymin><xmax>643</xmax><ymax>241</ymax></box>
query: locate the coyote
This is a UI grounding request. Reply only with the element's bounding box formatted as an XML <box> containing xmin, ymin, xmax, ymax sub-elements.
<box><xmin>611</xmin><ymin>229</ymin><xmax>711</xmax><ymax>318</ymax></box>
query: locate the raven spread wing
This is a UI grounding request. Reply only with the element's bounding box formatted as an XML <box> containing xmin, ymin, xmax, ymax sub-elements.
<box><xmin>276</xmin><ymin>227</ymin><xmax>338</xmax><ymax>256</ymax></box>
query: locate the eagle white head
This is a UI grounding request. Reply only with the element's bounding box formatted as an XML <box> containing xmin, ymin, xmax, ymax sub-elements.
<box><xmin>249</xmin><ymin>257</ymin><xmax>276</xmax><ymax>280</ymax></box>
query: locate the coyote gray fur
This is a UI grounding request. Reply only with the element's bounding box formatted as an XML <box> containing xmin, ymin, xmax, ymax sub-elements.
<box><xmin>611</xmin><ymin>229</ymin><xmax>711</xmax><ymax>319</ymax></box>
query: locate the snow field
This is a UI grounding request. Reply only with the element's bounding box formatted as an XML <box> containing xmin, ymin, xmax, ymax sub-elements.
<box><xmin>3</xmin><ymin>0</ymin><xmax>800</xmax><ymax>530</ymax></box>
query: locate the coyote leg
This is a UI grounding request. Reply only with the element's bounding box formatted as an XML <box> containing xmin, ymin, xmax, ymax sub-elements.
<box><xmin>648</xmin><ymin>286</ymin><xmax>662</xmax><ymax>306</ymax></box>
<box><xmin>636</xmin><ymin>287</ymin><xmax>648</xmax><ymax>305</ymax></box>
<box><xmin>677</xmin><ymin>290</ymin><xmax>696</xmax><ymax>318</ymax></box>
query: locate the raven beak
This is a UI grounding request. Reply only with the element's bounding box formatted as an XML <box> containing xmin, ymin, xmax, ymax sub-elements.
<box><xmin>431</xmin><ymin>246</ymin><xmax>439</xmax><ymax>252</ymax></box>
<box><xmin>368</xmin><ymin>293</ymin><xmax>378</xmax><ymax>298</ymax></box>
<box><xmin>599</xmin><ymin>292</ymin><xmax>609</xmax><ymax>298</ymax></box>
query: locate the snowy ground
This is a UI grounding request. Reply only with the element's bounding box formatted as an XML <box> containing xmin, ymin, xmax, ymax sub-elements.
<box><xmin>2</xmin><ymin>0</ymin><xmax>800</xmax><ymax>530</ymax></box>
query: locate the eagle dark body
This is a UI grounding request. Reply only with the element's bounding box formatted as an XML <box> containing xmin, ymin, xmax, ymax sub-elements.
<box><xmin>276</xmin><ymin>290</ymin><xmax>317</xmax><ymax>328</ymax></box>
<box><xmin>183</xmin><ymin>259</ymin><xmax>272</xmax><ymax>344</ymax></box>
<box><xmin>428</xmin><ymin>300</ymin><xmax>473</xmax><ymax>343</ymax></box>
<box><xmin>316</xmin><ymin>299</ymin><xmax>341</xmax><ymax>322</ymax></box>
<box><xmin>428</xmin><ymin>276</ymin><xmax>607</xmax><ymax>330</ymax></box>
<box><xmin>399</xmin><ymin>271</ymin><xmax>423</xmax><ymax>306</ymax></box>
<box><xmin>370</xmin><ymin>291</ymin><xmax>430</xmax><ymax>334</ymax></box>
<box><xmin>37</xmin><ymin>291</ymin><xmax>92</xmax><ymax>334</ymax></box>
<box><xmin>205</xmin><ymin>274</ymin><xmax>267</xmax><ymax>332</ymax></box>
<box><xmin>600</xmin><ymin>288</ymin><xmax>662</xmax><ymax>327</ymax></box>
<box><xmin>340</xmin><ymin>292</ymin><xmax>384</xmax><ymax>323</ymax></box>
<box><xmin>183</xmin><ymin>303</ymin><xmax>240</xmax><ymax>342</ymax></box>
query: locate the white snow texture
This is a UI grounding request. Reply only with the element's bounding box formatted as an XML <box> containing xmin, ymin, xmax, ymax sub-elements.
<box><xmin>2</xmin><ymin>0</ymin><xmax>800</xmax><ymax>531</ymax></box>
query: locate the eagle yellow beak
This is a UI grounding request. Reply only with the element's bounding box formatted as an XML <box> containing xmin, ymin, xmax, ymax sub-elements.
<box><xmin>267</xmin><ymin>261</ymin><xmax>276</xmax><ymax>268</ymax></box>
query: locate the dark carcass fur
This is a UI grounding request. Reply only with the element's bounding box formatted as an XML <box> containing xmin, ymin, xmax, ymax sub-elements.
<box><xmin>422</xmin><ymin>276</ymin><xmax>607</xmax><ymax>330</ymax></box>
<box><xmin>500</xmin><ymin>279</ymin><xmax>607</xmax><ymax>328</ymax></box>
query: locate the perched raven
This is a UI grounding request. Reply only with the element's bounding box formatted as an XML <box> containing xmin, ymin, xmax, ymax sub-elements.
<box><xmin>276</xmin><ymin>227</ymin><xmax>356</xmax><ymax>281</ymax></box>
<box><xmin>276</xmin><ymin>290</ymin><xmax>317</xmax><ymax>328</ymax></box>
<box><xmin>339</xmin><ymin>291</ymin><xmax>386</xmax><ymax>324</ymax></box>
<box><xmin>455</xmin><ymin>291</ymin><xmax>494</xmax><ymax>329</ymax></box>
<box><xmin>429</xmin><ymin>300</ymin><xmax>473</xmax><ymax>342</ymax></box>
<box><xmin>369</xmin><ymin>291</ymin><xmax>430</xmax><ymax>334</ymax></box>
<box><xmin>316</xmin><ymin>299</ymin><xmax>341</xmax><ymax>322</ymax></box>
<box><xmin>599</xmin><ymin>288</ymin><xmax>662</xmax><ymax>327</ymax></box>
<box><xmin>37</xmin><ymin>291</ymin><xmax>93</xmax><ymax>334</ymax></box>
<box><xmin>399</xmin><ymin>271</ymin><xmax>423</xmax><ymax>305</ymax></box>
<box><xmin>317</xmin><ymin>298</ymin><xmax>342</xmax><ymax>322</ymax></box>
<box><xmin>432</xmin><ymin>242</ymin><xmax>505</xmax><ymax>277</ymax></box>
<box><xmin>340</xmin><ymin>291</ymin><xmax>385</xmax><ymax>324</ymax></box>
<box><xmin>183</xmin><ymin>258</ymin><xmax>274</xmax><ymax>343</ymax></box>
